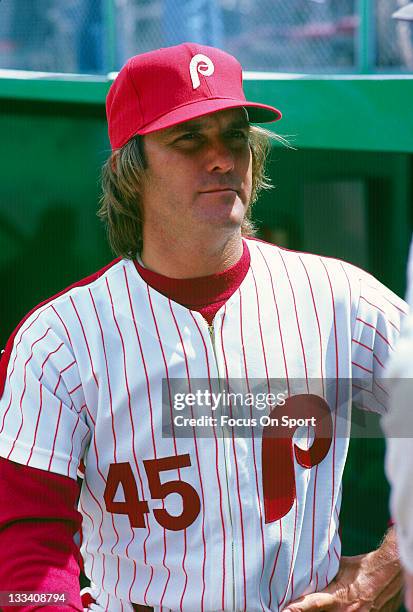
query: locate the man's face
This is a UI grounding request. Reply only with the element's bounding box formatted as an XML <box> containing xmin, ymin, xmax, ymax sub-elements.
<box><xmin>140</xmin><ymin>108</ymin><xmax>253</xmax><ymax>242</ymax></box>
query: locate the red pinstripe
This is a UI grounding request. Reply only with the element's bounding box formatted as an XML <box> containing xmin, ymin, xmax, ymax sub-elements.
<box><xmin>190</xmin><ymin>310</ymin><xmax>227</xmax><ymax>610</ymax></box>
<box><xmin>220</xmin><ymin>304</ymin><xmax>247</xmax><ymax>612</ymax></box>
<box><xmin>320</xmin><ymin>260</ymin><xmax>339</xmax><ymax>586</ymax></box>
<box><xmin>299</xmin><ymin>256</ymin><xmax>325</xmax><ymax>587</ymax></box>
<box><xmin>310</xmin><ymin>465</ymin><xmax>319</xmax><ymax>584</ymax></box>
<box><xmin>241</xmin><ymin>282</ymin><xmax>265</xmax><ymax>612</ymax></box>
<box><xmin>67</xmin><ymin>415</ymin><xmax>81</xmax><ymax>477</ymax></box>
<box><xmin>78</xmin><ymin>346</ymin><xmax>114</xmax><ymax>594</ymax></box>
<box><xmin>60</xmin><ymin>360</ymin><xmax>76</xmax><ymax>374</ymax></box>
<box><xmin>325</xmin><ymin>550</ymin><xmax>331</xmax><ymax>587</ymax></box>
<box><xmin>70</xmin><ymin>296</ymin><xmax>99</xmax><ymax>389</ymax></box>
<box><xmin>105</xmin><ymin>277</ymin><xmax>143</xmax><ymax>598</ymax></box>
<box><xmin>373</xmin><ymin>353</ymin><xmax>385</xmax><ymax>369</ymax></box>
<box><xmin>281</xmin><ymin>504</ymin><xmax>300</xmax><ymax>608</ymax></box>
<box><xmin>84</xmin><ymin>476</ymin><xmax>106</xmax><ymax>584</ymax></box>
<box><xmin>256</xmin><ymin>245</ymin><xmax>290</xmax><ymax>393</ymax></box>
<box><xmin>351</xmin><ymin>383</ymin><xmax>387</xmax><ymax>412</ymax></box>
<box><xmin>279</xmin><ymin>249</ymin><xmax>312</xmax><ymax>602</ymax></box>
<box><xmin>51</xmin><ymin>305</ymin><xmax>75</xmax><ymax>351</ymax></box>
<box><xmin>92</xmin><ymin>285</ymin><xmax>117</xmax><ymax>461</ymax></box>
<box><xmin>146</xmin><ymin>286</ymin><xmax>181</xmax><ymax>609</ymax></box>
<box><xmin>26</xmin><ymin>342</ymin><xmax>64</xmax><ymax>463</ymax></box>
<box><xmin>279</xmin><ymin>251</ymin><xmax>309</xmax><ymax>386</ymax></box>
<box><xmin>352</xmin><ymin>338</ymin><xmax>373</xmax><ymax>352</ymax></box>
<box><xmin>359</xmin><ymin>296</ymin><xmax>400</xmax><ymax>332</ymax></box>
<box><xmin>250</xmin><ymin>269</ymin><xmax>270</xmax><ymax>385</ymax></box>
<box><xmin>48</xmin><ymin>400</ymin><xmax>63</xmax><ymax>470</ymax></box>
<box><xmin>256</xmin><ymin>246</ymin><xmax>289</xmax><ymax>604</ymax></box>
<box><xmin>79</xmin><ymin>428</ymin><xmax>90</xmax><ymax>462</ymax></box>
<box><xmin>373</xmin><ymin>378</ymin><xmax>389</xmax><ymax>398</ymax></box>
<box><xmin>69</xmin><ymin>382</ymin><xmax>82</xmax><ymax>395</ymax></box>
<box><xmin>89</xmin><ymin>285</ymin><xmax>122</xmax><ymax>591</ymax></box>
<box><xmin>352</xmin><ymin>340</ymin><xmax>386</xmax><ymax>369</ymax></box>
<box><xmin>6</xmin><ymin>327</ymin><xmax>51</xmax><ymax>457</ymax></box>
<box><xmin>299</xmin><ymin>257</ymin><xmax>325</xmax><ymax>386</ymax></box>
<box><xmin>356</xmin><ymin>318</ymin><xmax>393</xmax><ymax>349</ymax></box>
<box><xmin>111</xmin><ymin>272</ymin><xmax>162</xmax><ymax>599</ymax></box>
<box><xmin>340</xmin><ymin>263</ymin><xmax>353</xmax><ymax>312</ymax></box>
<box><xmin>170</xmin><ymin>301</ymin><xmax>207</xmax><ymax>612</ymax></box>
<box><xmin>85</xmin><ymin>403</ymin><xmax>96</xmax><ymax>427</ymax></box>
<box><xmin>352</xmin><ymin>361</ymin><xmax>373</xmax><ymax>374</ymax></box>
<box><xmin>268</xmin><ymin>521</ymin><xmax>282</xmax><ymax>610</ymax></box>
<box><xmin>375</xmin><ymin>292</ymin><xmax>407</xmax><ymax>315</ymax></box>
<box><xmin>79</xmin><ymin>497</ymin><xmax>96</xmax><ymax>579</ymax></box>
<box><xmin>123</xmin><ymin>267</ymin><xmax>156</xmax><ymax>601</ymax></box>
<box><xmin>38</xmin><ymin>342</ymin><xmax>64</xmax><ymax>381</ymax></box>
<box><xmin>53</xmin><ymin>374</ymin><xmax>62</xmax><ymax>395</ymax></box>
<box><xmin>27</xmin><ymin>385</ymin><xmax>44</xmax><ymax>466</ymax></box>
<box><xmin>114</xmin><ymin>556</ymin><xmax>121</xmax><ymax>603</ymax></box>
<box><xmin>2</xmin><ymin>321</ymin><xmax>50</xmax><ymax>435</ymax></box>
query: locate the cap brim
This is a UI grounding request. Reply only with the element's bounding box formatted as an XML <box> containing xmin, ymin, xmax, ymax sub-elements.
<box><xmin>392</xmin><ymin>4</ymin><xmax>413</xmax><ymax>20</ymax></box>
<box><xmin>137</xmin><ymin>97</ymin><xmax>282</xmax><ymax>135</ymax></box>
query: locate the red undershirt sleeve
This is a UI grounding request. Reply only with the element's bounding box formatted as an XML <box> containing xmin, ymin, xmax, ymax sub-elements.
<box><xmin>0</xmin><ymin>458</ymin><xmax>83</xmax><ymax>612</ymax></box>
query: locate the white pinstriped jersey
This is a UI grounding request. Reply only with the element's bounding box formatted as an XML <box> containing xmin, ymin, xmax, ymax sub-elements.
<box><xmin>0</xmin><ymin>238</ymin><xmax>407</xmax><ymax>612</ymax></box>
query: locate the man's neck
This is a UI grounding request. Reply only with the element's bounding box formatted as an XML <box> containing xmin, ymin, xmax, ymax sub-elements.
<box><xmin>140</xmin><ymin>231</ymin><xmax>244</xmax><ymax>279</ymax></box>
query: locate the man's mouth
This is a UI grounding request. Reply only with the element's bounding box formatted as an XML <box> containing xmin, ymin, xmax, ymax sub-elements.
<box><xmin>200</xmin><ymin>187</ymin><xmax>239</xmax><ymax>194</ymax></box>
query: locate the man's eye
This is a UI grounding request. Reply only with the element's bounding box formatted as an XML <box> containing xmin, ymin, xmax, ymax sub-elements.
<box><xmin>228</xmin><ymin>130</ymin><xmax>249</xmax><ymax>141</ymax></box>
<box><xmin>178</xmin><ymin>133</ymin><xmax>200</xmax><ymax>142</ymax></box>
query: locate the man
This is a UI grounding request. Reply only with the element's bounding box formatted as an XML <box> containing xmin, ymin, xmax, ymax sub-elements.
<box><xmin>382</xmin><ymin>6</ymin><xmax>413</xmax><ymax>611</ymax></box>
<box><xmin>0</xmin><ymin>43</ymin><xmax>407</xmax><ymax>611</ymax></box>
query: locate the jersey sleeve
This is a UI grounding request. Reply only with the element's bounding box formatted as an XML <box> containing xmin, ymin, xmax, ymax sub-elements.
<box><xmin>0</xmin><ymin>305</ymin><xmax>91</xmax><ymax>480</ymax></box>
<box><xmin>382</xmin><ymin>237</ymin><xmax>413</xmax><ymax>573</ymax></box>
<box><xmin>351</xmin><ymin>270</ymin><xmax>408</xmax><ymax>415</ymax></box>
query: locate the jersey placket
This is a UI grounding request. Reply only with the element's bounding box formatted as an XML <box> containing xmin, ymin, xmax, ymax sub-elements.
<box><xmin>206</xmin><ymin>312</ymin><xmax>239</xmax><ymax>612</ymax></box>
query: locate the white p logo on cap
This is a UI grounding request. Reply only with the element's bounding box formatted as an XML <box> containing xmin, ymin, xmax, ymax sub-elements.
<box><xmin>189</xmin><ymin>54</ymin><xmax>215</xmax><ymax>90</ymax></box>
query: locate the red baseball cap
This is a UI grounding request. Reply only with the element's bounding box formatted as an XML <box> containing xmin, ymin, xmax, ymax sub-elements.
<box><xmin>106</xmin><ymin>42</ymin><xmax>282</xmax><ymax>150</ymax></box>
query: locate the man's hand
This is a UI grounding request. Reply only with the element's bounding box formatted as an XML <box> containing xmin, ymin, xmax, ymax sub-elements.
<box><xmin>284</xmin><ymin>529</ymin><xmax>403</xmax><ymax>612</ymax></box>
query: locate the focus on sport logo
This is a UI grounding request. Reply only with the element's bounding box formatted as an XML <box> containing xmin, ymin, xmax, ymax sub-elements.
<box><xmin>189</xmin><ymin>54</ymin><xmax>215</xmax><ymax>90</ymax></box>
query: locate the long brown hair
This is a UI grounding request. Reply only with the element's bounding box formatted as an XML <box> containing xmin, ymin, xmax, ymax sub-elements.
<box><xmin>98</xmin><ymin>126</ymin><xmax>287</xmax><ymax>259</ymax></box>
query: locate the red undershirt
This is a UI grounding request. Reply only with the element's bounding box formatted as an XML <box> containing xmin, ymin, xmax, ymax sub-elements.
<box><xmin>0</xmin><ymin>241</ymin><xmax>250</xmax><ymax>611</ymax></box>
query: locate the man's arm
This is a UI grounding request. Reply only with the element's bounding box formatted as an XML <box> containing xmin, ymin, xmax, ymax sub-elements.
<box><xmin>0</xmin><ymin>458</ymin><xmax>83</xmax><ymax>612</ymax></box>
<box><xmin>284</xmin><ymin>527</ymin><xmax>403</xmax><ymax>611</ymax></box>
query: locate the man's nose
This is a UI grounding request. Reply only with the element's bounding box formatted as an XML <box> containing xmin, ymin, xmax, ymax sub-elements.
<box><xmin>205</xmin><ymin>140</ymin><xmax>235</xmax><ymax>173</ymax></box>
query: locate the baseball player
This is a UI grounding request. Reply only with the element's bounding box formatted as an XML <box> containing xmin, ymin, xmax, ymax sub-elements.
<box><xmin>382</xmin><ymin>6</ymin><xmax>413</xmax><ymax>611</ymax></box>
<box><xmin>0</xmin><ymin>43</ymin><xmax>407</xmax><ymax>611</ymax></box>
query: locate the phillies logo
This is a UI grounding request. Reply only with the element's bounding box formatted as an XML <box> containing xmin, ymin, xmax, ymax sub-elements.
<box><xmin>189</xmin><ymin>53</ymin><xmax>215</xmax><ymax>89</ymax></box>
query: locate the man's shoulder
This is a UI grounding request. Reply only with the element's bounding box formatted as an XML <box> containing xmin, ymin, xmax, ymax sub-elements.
<box><xmin>246</xmin><ymin>237</ymin><xmax>366</xmax><ymax>282</ymax></box>
<box><xmin>245</xmin><ymin>237</ymin><xmax>407</xmax><ymax>312</ymax></box>
<box><xmin>10</xmin><ymin>257</ymin><xmax>126</xmax><ymax>329</ymax></box>
<box><xmin>0</xmin><ymin>257</ymin><xmax>128</xmax><ymax>387</ymax></box>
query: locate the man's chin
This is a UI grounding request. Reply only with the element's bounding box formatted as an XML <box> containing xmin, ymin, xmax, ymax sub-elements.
<box><xmin>195</xmin><ymin>197</ymin><xmax>247</xmax><ymax>226</ymax></box>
